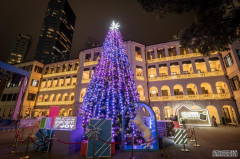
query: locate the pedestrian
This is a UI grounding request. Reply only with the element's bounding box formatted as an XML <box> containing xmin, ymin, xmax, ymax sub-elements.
<box><xmin>181</xmin><ymin>119</ymin><xmax>186</xmax><ymax>129</ymax></box>
<box><xmin>212</xmin><ymin>116</ymin><xmax>218</xmax><ymax>127</ymax></box>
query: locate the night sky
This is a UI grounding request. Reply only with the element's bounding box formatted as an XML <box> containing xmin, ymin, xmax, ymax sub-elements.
<box><xmin>0</xmin><ymin>0</ymin><xmax>194</xmax><ymax>62</ymax></box>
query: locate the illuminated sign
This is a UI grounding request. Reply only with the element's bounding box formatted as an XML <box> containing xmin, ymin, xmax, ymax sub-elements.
<box><xmin>53</xmin><ymin>116</ymin><xmax>77</xmax><ymax>129</ymax></box>
<box><xmin>177</xmin><ymin>105</ymin><xmax>211</xmax><ymax>126</ymax></box>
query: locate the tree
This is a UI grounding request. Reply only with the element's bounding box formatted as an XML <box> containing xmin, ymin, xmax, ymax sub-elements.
<box><xmin>79</xmin><ymin>22</ymin><xmax>140</xmax><ymax>139</ymax></box>
<box><xmin>136</xmin><ymin>0</ymin><xmax>240</xmax><ymax>55</ymax></box>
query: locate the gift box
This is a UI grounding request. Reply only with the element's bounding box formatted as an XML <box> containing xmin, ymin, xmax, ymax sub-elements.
<box><xmin>80</xmin><ymin>139</ymin><xmax>115</xmax><ymax>156</ymax></box>
<box><xmin>53</xmin><ymin>128</ymin><xmax>84</xmax><ymax>155</ymax></box>
<box><xmin>174</xmin><ymin>128</ymin><xmax>188</xmax><ymax>144</ymax></box>
<box><xmin>86</xmin><ymin>119</ymin><xmax>112</xmax><ymax>158</ymax></box>
<box><xmin>33</xmin><ymin>128</ymin><xmax>54</xmax><ymax>152</ymax></box>
<box><xmin>40</xmin><ymin>117</ymin><xmax>52</xmax><ymax>128</ymax></box>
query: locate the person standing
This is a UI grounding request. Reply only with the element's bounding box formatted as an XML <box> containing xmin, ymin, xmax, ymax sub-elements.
<box><xmin>212</xmin><ymin>116</ymin><xmax>218</xmax><ymax>127</ymax></box>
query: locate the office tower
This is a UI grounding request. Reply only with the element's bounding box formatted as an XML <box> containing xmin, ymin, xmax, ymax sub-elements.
<box><xmin>34</xmin><ymin>0</ymin><xmax>76</xmax><ymax>64</ymax></box>
<box><xmin>85</xmin><ymin>37</ymin><xmax>101</xmax><ymax>49</ymax></box>
<box><xmin>7</xmin><ymin>34</ymin><xmax>32</xmax><ymax>64</ymax></box>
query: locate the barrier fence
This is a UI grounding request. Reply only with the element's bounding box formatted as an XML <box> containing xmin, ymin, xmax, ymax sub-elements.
<box><xmin>10</xmin><ymin>126</ymin><xmax>201</xmax><ymax>159</ymax></box>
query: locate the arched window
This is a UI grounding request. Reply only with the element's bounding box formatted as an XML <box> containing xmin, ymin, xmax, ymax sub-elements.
<box><xmin>149</xmin><ymin>86</ymin><xmax>158</xmax><ymax>97</ymax></box>
<box><xmin>161</xmin><ymin>85</ymin><xmax>170</xmax><ymax>96</ymax></box>
<box><xmin>173</xmin><ymin>84</ymin><xmax>184</xmax><ymax>95</ymax></box>
<box><xmin>152</xmin><ymin>107</ymin><xmax>160</xmax><ymax>120</ymax></box>
<box><xmin>56</xmin><ymin>94</ymin><xmax>61</xmax><ymax>101</ymax></box>
<box><xmin>201</xmin><ymin>82</ymin><xmax>213</xmax><ymax>94</ymax></box>
<box><xmin>49</xmin><ymin>94</ymin><xmax>55</xmax><ymax>102</ymax></box>
<box><xmin>186</xmin><ymin>83</ymin><xmax>198</xmax><ymax>95</ymax></box>
<box><xmin>216</xmin><ymin>81</ymin><xmax>229</xmax><ymax>94</ymax></box>
<box><xmin>43</xmin><ymin>94</ymin><xmax>49</xmax><ymax>102</ymax></box>
<box><xmin>80</xmin><ymin>88</ymin><xmax>87</xmax><ymax>102</ymax></box>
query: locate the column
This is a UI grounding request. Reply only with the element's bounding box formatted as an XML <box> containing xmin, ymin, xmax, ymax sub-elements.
<box><xmin>204</xmin><ymin>57</ymin><xmax>211</xmax><ymax>72</ymax></box>
<box><xmin>141</xmin><ymin>46</ymin><xmax>145</xmax><ymax>62</ymax></box>
<box><xmin>164</xmin><ymin>45</ymin><xmax>169</xmax><ymax>57</ymax></box>
<box><xmin>158</xmin><ymin>87</ymin><xmax>162</xmax><ymax>97</ymax></box>
<box><xmin>50</xmin><ymin>79</ymin><xmax>53</xmax><ymax>88</ymax></box>
<box><xmin>45</xmin><ymin>79</ymin><xmax>48</xmax><ymax>88</ymax></box>
<box><xmin>69</xmin><ymin>76</ymin><xmax>73</xmax><ymax>86</ymax></box>
<box><xmin>191</xmin><ymin>60</ymin><xmax>197</xmax><ymax>73</ymax></box>
<box><xmin>167</xmin><ymin>63</ymin><xmax>171</xmax><ymax>76</ymax></box>
<box><xmin>63</xmin><ymin>76</ymin><xmax>66</xmax><ymax>86</ymax></box>
<box><xmin>91</xmin><ymin>51</ymin><xmax>94</xmax><ymax>62</ymax></box>
<box><xmin>179</xmin><ymin>61</ymin><xmax>184</xmax><ymax>75</ymax></box>
<box><xmin>218</xmin><ymin>54</ymin><xmax>227</xmax><ymax>73</ymax></box>
<box><xmin>72</xmin><ymin>63</ymin><xmax>74</xmax><ymax>71</ymax></box>
<box><xmin>189</xmin><ymin>48</ymin><xmax>193</xmax><ymax>53</ymax></box>
<box><xmin>89</xmin><ymin>68</ymin><xmax>92</xmax><ymax>79</ymax></box>
<box><xmin>54</xmin><ymin>65</ymin><xmax>57</xmax><ymax>73</ymax></box>
<box><xmin>65</xmin><ymin>64</ymin><xmax>69</xmax><ymax>72</ymax></box>
<box><xmin>156</xmin><ymin>65</ymin><xmax>160</xmax><ymax>77</ymax></box>
<box><xmin>153</xmin><ymin>47</ymin><xmax>157</xmax><ymax>59</ymax></box>
<box><xmin>60</xmin><ymin>64</ymin><xmax>63</xmax><ymax>73</ymax></box>
<box><xmin>183</xmin><ymin>85</ymin><xmax>188</xmax><ymax>95</ymax></box>
<box><xmin>57</xmin><ymin>77</ymin><xmax>60</xmax><ymax>87</ymax></box>
<box><xmin>175</xmin><ymin>44</ymin><xmax>180</xmax><ymax>55</ymax></box>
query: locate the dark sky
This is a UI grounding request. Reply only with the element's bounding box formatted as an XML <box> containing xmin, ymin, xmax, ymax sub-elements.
<box><xmin>0</xmin><ymin>0</ymin><xmax>194</xmax><ymax>62</ymax></box>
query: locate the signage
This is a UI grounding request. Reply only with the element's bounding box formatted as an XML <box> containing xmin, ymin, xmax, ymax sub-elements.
<box><xmin>177</xmin><ymin>105</ymin><xmax>211</xmax><ymax>126</ymax></box>
<box><xmin>53</xmin><ymin>116</ymin><xmax>77</xmax><ymax>129</ymax></box>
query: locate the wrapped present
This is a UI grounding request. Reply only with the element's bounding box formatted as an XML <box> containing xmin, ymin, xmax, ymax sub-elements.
<box><xmin>40</xmin><ymin>117</ymin><xmax>52</xmax><ymax>128</ymax></box>
<box><xmin>174</xmin><ymin>128</ymin><xmax>188</xmax><ymax>144</ymax></box>
<box><xmin>86</xmin><ymin>119</ymin><xmax>112</xmax><ymax>158</ymax></box>
<box><xmin>33</xmin><ymin>128</ymin><xmax>54</xmax><ymax>152</ymax></box>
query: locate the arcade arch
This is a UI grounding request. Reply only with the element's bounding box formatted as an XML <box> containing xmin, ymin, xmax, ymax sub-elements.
<box><xmin>152</xmin><ymin>106</ymin><xmax>160</xmax><ymax>120</ymax></box>
<box><xmin>161</xmin><ymin>85</ymin><xmax>170</xmax><ymax>96</ymax></box>
<box><xmin>164</xmin><ymin>106</ymin><xmax>173</xmax><ymax>119</ymax></box>
<box><xmin>206</xmin><ymin>105</ymin><xmax>220</xmax><ymax>124</ymax></box>
<box><xmin>137</xmin><ymin>85</ymin><xmax>144</xmax><ymax>96</ymax></box>
<box><xmin>186</xmin><ymin>83</ymin><xmax>198</xmax><ymax>95</ymax></box>
<box><xmin>216</xmin><ymin>81</ymin><xmax>229</xmax><ymax>94</ymax></box>
<box><xmin>222</xmin><ymin>105</ymin><xmax>238</xmax><ymax>124</ymax></box>
<box><xmin>173</xmin><ymin>84</ymin><xmax>184</xmax><ymax>95</ymax></box>
<box><xmin>201</xmin><ymin>82</ymin><xmax>213</xmax><ymax>94</ymax></box>
<box><xmin>149</xmin><ymin>86</ymin><xmax>158</xmax><ymax>97</ymax></box>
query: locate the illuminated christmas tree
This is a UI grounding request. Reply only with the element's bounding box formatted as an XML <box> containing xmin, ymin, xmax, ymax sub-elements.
<box><xmin>79</xmin><ymin>22</ymin><xmax>140</xmax><ymax>137</ymax></box>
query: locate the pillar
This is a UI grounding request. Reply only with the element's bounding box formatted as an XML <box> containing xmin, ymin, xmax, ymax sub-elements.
<box><xmin>204</xmin><ymin>57</ymin><xmax>212</xmax><ymax>72</ymax></box>
<box><xmin>167</xmin><ymin>63</ymin><xmax>171</xmax><ymax>76</ymax></box>
<box><xmin>191</xmin><ymin>60</ymin><xmax>197</xmax><ymax>73</ymax></box>
<box><xmin>69</xmin><ymin>76</ymin><xmax>73</xmax><ymax>86</ymax></box>
<box><xmin>141</xmin><ymin>46</ymin><xmax>145</xmax><ymax>62</ymax></box>
<box><xmin>179</xmin><ymin>61</ymin><xmax>184</xmax><ymax>75</ymax></box>
<box><xmin>189</xmin><ymin>48</ymin><xmax>193</xmax><ymax>53</ymax></box>
<box><xmin>91</xmin><ymin>51</ymin><xmax>94</xmax><ymax>62</ymax></box>
<box><xmin>156</xmin><ymin>65</ymin><xmax>160</xmax><ymax>77</ymax></box>
<box><xmin>89</xmin><ymin>68</ymin><xmax>92</xmax><ymax>79</ymax></box>
<box><xmin>153</xmin><ymin>47</ymin><xmax>157</xmax><ymax>59</ymax></box>
<box><xmin>54</xmin><ymin>65</ymin><xmax>57</xmax><ymax>73</ymax></box>
<box><xmin>164</xmin><ymin>45</ymin><xmax>169</xmax><ymax>57</ymax></box>
<box><xmin>218</xmin><ymin>54</ymin><xmax>227</xmax><ymax>73</ymax></box>
<box><xmin>175</xmin><ymin>44</ymin><xmax>180</xmax><ymax>55</ymax></box>
<box><xmin>63</xmin><ymin>76</ymin><xmax>66</xmax><ymax>86</ymax></box>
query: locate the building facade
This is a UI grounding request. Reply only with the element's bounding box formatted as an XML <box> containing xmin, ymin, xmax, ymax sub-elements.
<box><xmin>34</xmin><ymin>0</ymin><xmax>76</xmax><ymax>64</ymax></box>
<box><xmin>1</xmin><ymin>40</ymin><xmax>240</xmax><ymax>125</ymax></box>
<box><xmin>7</xmin><ymin>34</ymin><xmax>32</xmax><ymax>65</ymax></box>
<box><xmin>0</xmin><ymin>61</ymin><xmax>43</xmax><ymax>118</ymax></box>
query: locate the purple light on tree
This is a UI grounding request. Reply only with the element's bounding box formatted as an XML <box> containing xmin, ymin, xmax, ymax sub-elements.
<box><xmin>79</xmin><ymin>21</ymin><xmax>140</xmax><ymax>137</ymax></box>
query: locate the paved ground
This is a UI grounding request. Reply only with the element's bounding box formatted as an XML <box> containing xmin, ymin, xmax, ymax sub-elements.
<box><xmin>0</xmin><ymin>125</ymin><xmax>240</xmax><ymax>159</ymax></box>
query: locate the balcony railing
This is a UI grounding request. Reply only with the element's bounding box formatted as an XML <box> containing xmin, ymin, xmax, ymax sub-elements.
<box><xmin>43</xmin><ymin>70</ymin><xmax>77</xmax><ymax>78</ymax></box>
<box><xmin>82</xmin><ymin>79</ymin><xmax>91</xmax><ymax>83</ymax></box>
<box><xmin>150</xmin><ymin>93</ymin><xmax>230</xmax><ymax>101</ymax></box>
<box><xmin>140</xmin><ymin>95</ymin><xmax>146</xmax><ymax>101</ymax></box>
<box><xmin>136</xmin><ymin>76</ymin><xmax>144</xmax><ymax>80</ymax></box>
<box><xmin>147</xmin><ymin>52</ymin><xmax>217</xmax><ymax>63</ymax></box>
<box><xmin>84</xmin><ymin>61</ymin><xmax>98</xmax><ymax>66</ymax></box>
<box><xmin>36</xmin><ymin>101</ymin><xmax>74</xmax><ymax>106</ymax></box>
<box><xmin>40</xmin><ymin>85</ymin><xmax>75</xmax><ymax>91</ymax></box>
<box><xmin>136</xmin><ymin>57</ymin><xmax>143</xmax><ymax>62</ymax></box>
<box><xmin>149</xmin><ymin>71</ymin><xmax>224</xmax><ymax>81</ymax></box>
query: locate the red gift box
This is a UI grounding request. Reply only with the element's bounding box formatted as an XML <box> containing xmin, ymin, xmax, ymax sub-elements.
<box><xmin>80</xmin><ymin>139</ymin><xmax>115</xmax><ymax>156</ymax></box>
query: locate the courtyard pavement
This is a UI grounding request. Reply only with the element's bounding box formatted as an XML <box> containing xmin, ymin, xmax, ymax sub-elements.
<box><xmin>0</xmin><ymin>125</ymin><xmax>240</xmax><ymax>159</ymax></box>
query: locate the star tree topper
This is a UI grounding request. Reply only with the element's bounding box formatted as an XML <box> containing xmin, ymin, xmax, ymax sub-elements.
<box><xmin>110</xmin><ymin>21</ymin><xmax>120</xmax><ymax>30</ymax></box>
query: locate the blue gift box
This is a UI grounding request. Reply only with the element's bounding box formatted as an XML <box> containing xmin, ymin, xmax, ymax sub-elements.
<box><xmin>33</xmin><ymin>128</ymin><xmax>54</xmax><ymax>152</ymax></box>
<box><xmin>86</xmin><ymin>119</ymin><xmax>112</xmax><ymax>158</ymax></box>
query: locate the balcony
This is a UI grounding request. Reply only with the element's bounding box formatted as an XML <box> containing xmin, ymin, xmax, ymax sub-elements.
<box><xmin>43</xmin><ymin>70</ymin><xmax>77</xmax><ymax>78</ymax></box>
<box><xmin>147</xmin><ymin>52</ymin><xmax>217</xmax><ymax>63</ymax></box>
<box><xmin>82</xmin><ymin>79</ymin><xmax>91</xmax><ymax>83</ymax></box>
<box><xmin>136</xmin><ymin>76</ymin><xmax>144</xmax><ymax>80</ymax></box>
<box><xmin>136</xmin><ymin>57</ymin><xmax>143</xmax><ymax>62</ymax></box>
<box><xmin>140</xmin><ymin>95</ymin><xmax>146</xmax><ymax>101</ymax></box>
<box><xmin>36</xmin><ymin>101</ymin><xmax>74</xmax><ymax>106</ymax></box>
<box><xmin>150</xmin><ymin>93</ymin><xmax>230</xmax><ymax>101</ymax></box>
<box><xmin>149</xmin><ymin>71</ymin><xmax>224</xmax><ymax>81</ymax></box>
<box><xmin>84</xmin><ymin>61</ymin><xmax>98</xmax><ymax>66</ymax></box>
<box><xmin>40</xmin><ymin>85</ymin><xmax>75</xmax><ymax>91</ymax></box>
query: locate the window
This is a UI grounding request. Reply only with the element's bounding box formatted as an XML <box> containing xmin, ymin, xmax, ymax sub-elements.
<box><xmin>34</xmin><ymin>65</ymin><xmax>43</xmax><ymax>73</ymax></box>
<box><xmin>236</xmin><ymin>49</ymin><xmax>240</xmax><ymax>61</ymax></box>
<box><xmin>230</xmin><ymin>76</ymin><xmax>240</xmax><ymax>91</ymax></box>
<box><xmin>1</xmin><ymin>94</ymin><xmax>7</xmax><ymax>101</ymax></box>
<box><xmin>224</xmin><ymin>53</ymin><xmax>233</xmax><ymax>67</ymax></box>
<box><xmin>7</xmin><ymin>94</ymin><xmax>13</xmax><ymax>101</ymax></box>
<box><xmin>27</xmin><ymin>93</ymin><xmax>36</xmax><ymax>101</ymax></box>
<box><xmin>31</xmin><ymin>79</ymin><xmax>39</xmax><ymax>87</ymax></box>
<box><xmin>12</xmin><ymin>93</ymin><xmax>19</xmax><ymax>101</ymax></box>
<box><xmin>8</xmin><ymin>108</ymin><xmax>13</xmax><ymax>117</ymax></box>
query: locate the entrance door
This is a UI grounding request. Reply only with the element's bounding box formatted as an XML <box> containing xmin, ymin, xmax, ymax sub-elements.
<box><xmin>223</xmin><ymin>108</ymin><xmax>231</xmax><ymax>123</ymax></box>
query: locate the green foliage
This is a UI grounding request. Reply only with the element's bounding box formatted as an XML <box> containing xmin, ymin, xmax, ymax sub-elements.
<box><xmin>136</xmin><ymin>0</ymin><xmax>240</xmax><ymax>55</ymax></box>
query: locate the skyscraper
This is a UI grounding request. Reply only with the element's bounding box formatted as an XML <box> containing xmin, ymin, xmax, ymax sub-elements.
<box><xmin>7</xmin><ymin>34</ymin><xmax>32</xmax><ymax>64</ymax></box>
<box><xmin>34</xmin><ymin>0</ymin><xmax>76</xmax><ymax>64</ymax></box>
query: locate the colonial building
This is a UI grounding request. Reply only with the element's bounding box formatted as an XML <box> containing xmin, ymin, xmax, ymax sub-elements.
<box><xmin>1</xmin><ymin>40</ymin><xmax>239</xmax><ymax>125</ymax></box>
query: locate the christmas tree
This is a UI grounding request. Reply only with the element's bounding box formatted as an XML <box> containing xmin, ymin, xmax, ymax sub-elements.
<box><xmin>79</xmin><ymin>22</ymin><xmax>140</xmax><ymax>138</ymax></box>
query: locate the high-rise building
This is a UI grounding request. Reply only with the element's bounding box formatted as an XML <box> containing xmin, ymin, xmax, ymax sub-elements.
<box><xmin>34</xmin><ymin>0</ymin><xmax>76</xmax><ymax>64</ymax></box>
<box><xmin>85</xmin><ymin>37</ymin><xmax>101</xmax><ymax>49</ymax></box>
<box><xmin>7</xmin><ymin>34</ymin><xmax>32</xmax><ymax>64</ymax></box>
